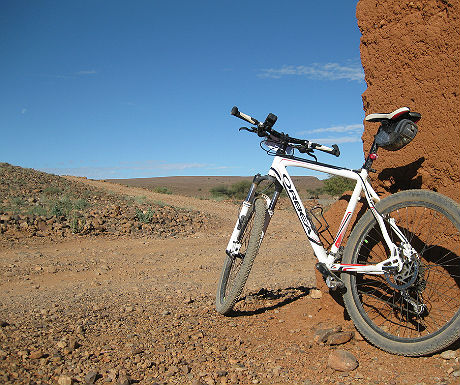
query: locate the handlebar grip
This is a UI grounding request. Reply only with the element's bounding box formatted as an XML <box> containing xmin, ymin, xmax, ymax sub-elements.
<box><xmin>311</xmin><ymin>143</ymin><xmax>341</xmax><ymax>157</ymax></box>
<box><xmin>331</xmin><ymin>144</ymin><xmax>340</xmax><ymax>157</ymax></box>
<box><xmin>231</xmin><ymin>106</ymin><xmax>259</xmax><ymax>125</ymax></box>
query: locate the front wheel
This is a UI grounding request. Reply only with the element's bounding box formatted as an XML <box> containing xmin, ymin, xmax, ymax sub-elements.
<box><xmin>343</xmin><ymin>190</ymin><xmax>460</xmax><ymax>356</ymax></box>
<box><xmin>216</xmin><ymin>198</ymin><xmax>268</xmax><ymax>315</ymax></box>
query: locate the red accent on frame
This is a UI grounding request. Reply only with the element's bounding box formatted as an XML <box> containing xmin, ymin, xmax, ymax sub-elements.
<box><xmin>341</xmin><ymin>264</ymin><xmax>366</xmax><ymax>266</ymax></box>
<box><xmin>334</xmin><ymin>212</ymin><xmax>351</xmax><ymax>248</ymax></box>
<box><xmin>369</xmin><ymin>153</ymin><xmax>377</xmax><ymax>160</ymax></box>
<box><xmin>341</xmin><ymin>264</ymin><xmax>366</xmax><ymax>271</ymax></box>
<box><xmin>391</xmin><ymin>110</ymin><xmax>407</xmax><ymax>120</ymax></box>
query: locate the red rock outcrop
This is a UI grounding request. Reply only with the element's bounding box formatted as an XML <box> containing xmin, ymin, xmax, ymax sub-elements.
<box><xmin>318</xmin><ymin>0</ymin><xmax>459</xmax><ymax>272</ymax></box>
<box><xmin>357</xmin><ymin>0</ymin><xmax>459</xmax><ymax>201</ymax></box>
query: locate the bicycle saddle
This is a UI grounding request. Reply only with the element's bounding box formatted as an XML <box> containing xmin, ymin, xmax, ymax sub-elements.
<box><xmin>365</xmin><ymin>107</ymin><xmax>421</xmax><ymax>123</ymax></box>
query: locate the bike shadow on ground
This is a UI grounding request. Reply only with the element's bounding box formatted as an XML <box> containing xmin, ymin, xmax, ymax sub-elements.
<box><xmin>228</xmin><ymin>286</ymin><xmax>318</xmax><ymax>317</ymax></box>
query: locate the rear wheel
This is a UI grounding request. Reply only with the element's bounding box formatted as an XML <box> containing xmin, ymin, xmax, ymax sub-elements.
<box><xmin>216</xmin><ymin>198</ymin><xmax>268</xmax><ymax>315</ymax></box>
<box><xmin>343</xmin><ymin>190</ymin><xmax>460</xmax><ymax>356</ymax></box>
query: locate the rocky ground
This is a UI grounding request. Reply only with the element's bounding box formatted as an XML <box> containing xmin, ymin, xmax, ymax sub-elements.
<box><xmin>0</xmin><ymin>164</ymin><xmax>210</xmax><ymax>240</ymax></box>
<box><xmin>1</xmin><ymin>167</ymin><xmax>459</xmax><ymax>385</ymax></box>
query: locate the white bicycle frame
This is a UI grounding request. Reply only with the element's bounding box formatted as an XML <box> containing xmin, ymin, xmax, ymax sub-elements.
<box><xmin>226</xmin><ymin>149</ymin><xmax>413</xmax><ymax>276</ymax></box>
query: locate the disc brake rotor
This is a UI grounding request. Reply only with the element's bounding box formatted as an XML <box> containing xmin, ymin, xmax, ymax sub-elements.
<box><xmin>384</xmin><ymin>259</ymin><xmax>419</xmax><ymax>290</ymax></box>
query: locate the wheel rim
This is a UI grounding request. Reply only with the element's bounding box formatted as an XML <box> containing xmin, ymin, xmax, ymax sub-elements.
<box><xmin>352</xmin><ymin>202</ymin><xmax>460</xmax><ymax>341</ymax></box>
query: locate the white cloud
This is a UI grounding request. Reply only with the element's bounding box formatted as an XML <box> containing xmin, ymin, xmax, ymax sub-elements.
<box><xmin>304</xmin><ymin>124</ymin><xmax>363</xmax><ymax>134</ymax></box>
<box><xmin>20</xmin><ymin>108</ymin><xmax>27</xmax><ymax>115</ymax></box>
<box><xmin>309</xmin><ymin>136</ymin><xmax>363</xmax><ymax>145</ymax></box>
<box><xmin>258</xmin><ymin>63</ymin><xmax>364</xmax><ymax>82</ymax></box>
<box><xmin>38</xmin><ymin>70</ymin><xmax>98</xmax><ymax>80</ymax></box>
<box><xmin>76</xmin><ymin>69</ymin><xmax>97</xmax><ymax>75</ymax></box>
<box><xmin>297</xmin><ymin>123</ymin><xmax>364</xmax><ymax>145</ymax></box>
<box><xmin>40</xmin><ymin>161</ymin><xmax>216</xmax><ymax>179</ymax></box>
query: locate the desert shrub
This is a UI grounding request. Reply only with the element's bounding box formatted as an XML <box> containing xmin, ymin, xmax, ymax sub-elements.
<box><xmin>46</xmin><ymin>195</ymin><xmax>90</xmax><ymax>218</ymax></box>
<box><xmin>8</xmin><ymin>197</ymin><xmax>25</xmax><ymax>213</ymax></box>
<box><xmin>134</xmin><ymin>195</ymin><xmax>147</xmax><ymax>204</ymax></box>
<box><xmin>49</xmin><ymin>196</ymin><xmax>74</xmax><ymax>217</ymax></box>
<box><xmin>210</xmin><ymin>180</ymin><xmax>252</xmax><ymax>200</ymax></box>
<box><xmin>73</xmin><ymin>198</ymin><xmax>90</xmax><ymax>210</ymax></box>
<box><xmin>322</xmin><ymin>175</ymin><xmax>355</xmax><ymax>196</ymax></box>
<box><xmin>70</xmin><ymin>212</ymin><xmax>85</xmax><ymax>233</ymax></box>
<box><xmin>230</xmin><ymin>181</ymin><xmax>252</xmax><ymax>199</ymax></box>
<box><xmin>28</xmin><ymin>205</ymin><xmax>49</xmax><ymax>217</ymax></box>
<box><xmin>153</xmin><ymin>186</ymin><xmax>172</xmax><ymax>195</ymax></box>
<box><xmin>306</xmin><ymin>187</ymin><xmax>323</xmax><ymax>199</ymax></box>
<box><xmin>136</xmin><ymin>208</ymin><xmax>156</xmax><ymax>223</ymax></box>
<box><xmin>210</xmin><ymin>185</ymin><xmax>232</xmax><ymax>199</ymax></box>
<box><xmin>43</xmin><ymin>185</ymin><xmax>62</xmax><ymax>196</ymax></box>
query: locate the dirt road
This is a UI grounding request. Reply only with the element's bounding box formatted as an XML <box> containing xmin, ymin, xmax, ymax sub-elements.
<box><xmin>0</xmin><ymin>179</ymin><xmax>456</xmax><ymax>385</ymax></box>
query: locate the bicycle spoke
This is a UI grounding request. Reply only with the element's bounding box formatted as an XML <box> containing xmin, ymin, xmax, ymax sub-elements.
<box><xmin>348</xmin><ymin>198</ymin><xmax>460</xmax><ymax>346</ymax></box>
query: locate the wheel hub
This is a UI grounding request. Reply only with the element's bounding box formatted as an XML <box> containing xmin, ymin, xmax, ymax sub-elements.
<box><xmin>384</xmin><ymin>257</ymin><xmax>419</xmax><ymax>290</ymax></box>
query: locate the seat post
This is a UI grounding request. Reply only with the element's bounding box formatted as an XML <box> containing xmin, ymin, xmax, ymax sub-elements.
<box><xmin>363</xmin><ymin>139</ymin><xmax>379</xmax><ymax>171</ymax></box>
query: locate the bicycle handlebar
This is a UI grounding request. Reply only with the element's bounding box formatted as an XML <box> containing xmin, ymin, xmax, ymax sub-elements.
<box><xmin>231</xmin><ymin>106</ymin><xmax>340</xmax><ymax>157</ymax></box>
<box><xmin>231</xmin><ymin>106</ymin><xmax>260</xmax><ymax>126</ymax></box>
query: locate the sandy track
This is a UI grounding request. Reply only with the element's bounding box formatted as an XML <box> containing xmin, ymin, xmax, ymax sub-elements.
<box><xmin>0</xmin><ymin>179</ymin><xmax>453</xmax><ymax>385</ymax></box>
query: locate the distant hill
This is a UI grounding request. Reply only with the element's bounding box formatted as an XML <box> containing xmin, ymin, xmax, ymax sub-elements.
<box><xmin>105</xmin><ymin>175</ymin><xmax>324</xmax><ymax>199</ymax></box>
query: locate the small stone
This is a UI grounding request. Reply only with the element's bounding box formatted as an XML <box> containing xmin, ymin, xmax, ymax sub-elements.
<box><xmin>328</xmin><ymin>349</ymin><xmax>358</xmax><ymax>372</ymax></box>
<box><xmin>68</xmin><ymin>337</ymin><xmax>79</xmax><ymax>351</ymax></box>
<box><xmin>58</xmin><ymin>375</ymin><xmax>73</xmax><ymax>385</ymax></box>
<box><xmin>314</xmin><ymin>325</ymin><xmax>342</xmax><ymax>343</ymax></box>
<box><xmin>453</xmin><ymin>370</ymin><xmax>460</xmax><ymax>377</ymax></box>
<box><xmin>326</xmin><ymin>331</ymin><xmax>354</xmax><ymax>345</ymax></box>
<box><xmin>192</xmin><ymin>379</ymin><xmax>206</xmax><ymax>385</ymax></box>
<box><xmin>131</xmin><ymin>347</ymin><xmax>143</xmax><ymax>355</ymax></box>
<box><xmin>441</xmin><ymin>350</ymin><xmax>457</xmax><ymax>360</ymax></box>
<box><xmin>117</xmin><ymin>373</ymin><xmax>131</xmax><ymax>385</ymax></box>
<box><xmin>216</xmin><ymin>370</ymin><xmax>228</xmax><ymax>377</ymax></box>
<box><xmin>29</xmin><ymin>350</ymin><xmax>45</xmax><ymax>359</ymax></box>
<box><xmin>310</xmin><ymin>289</ymin><xmax>322</xmax><ymax>299</ymax></box>
<box><xmin>57</xmin><ymin>341</ymin><xmax>67</xmax><ymax>349</ymax></box>
<box><xmin>106</xmin><ymin>369</ymin><xmax>118</xmax><ymax>382</ymax></box>
<box><xmin>84</xmin><ymin>371</ymin><xmax>98</xmax><ymax>384</ymax></box>
<box><xmin>166</xmin><ymin>365</ymin><xmax>179</xmax><ymax>376</ymax></box>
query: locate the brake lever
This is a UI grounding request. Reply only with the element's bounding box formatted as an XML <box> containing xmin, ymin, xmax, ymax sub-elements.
<box><xmin>239</xmin><ymin>126</ymin><xmax>256</xmax><ymax>133</ymax></box>
<box><xmin>296</xmin><ymin>145</ymin><xmax>318</xmax><ymax>162</ymax></box>
<box><xmin>306</xmin><ymin>149</ymin><xmax>318</xmax><ymax>162</ymax></box>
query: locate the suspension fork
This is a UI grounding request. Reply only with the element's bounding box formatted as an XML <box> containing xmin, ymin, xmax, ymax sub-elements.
<box><xmin>226</xmin><ymin>174</ymin><xmax>281</xmax><ymax>257</ymax></box>
<box><xmin>244</xmin><ymin>174</ymin><xmax>281</xmax><ymax>206</ymax></box>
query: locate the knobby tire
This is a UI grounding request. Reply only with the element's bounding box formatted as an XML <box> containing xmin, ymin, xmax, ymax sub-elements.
<box><xmin>216</xmin><ymin>198</ymin><xmax>268</xmax><ymax>315</ymax></box>
<box><xmin>343</xmin><ymin>190</ymin><xmax>460</xmax><ymax>356</ymax></box>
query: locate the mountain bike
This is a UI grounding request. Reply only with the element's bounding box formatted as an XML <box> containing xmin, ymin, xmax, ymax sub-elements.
<box><xmin>215</xmin><ymin>106</ymin><xmax>460</xmax><ymax>356</ymax></box>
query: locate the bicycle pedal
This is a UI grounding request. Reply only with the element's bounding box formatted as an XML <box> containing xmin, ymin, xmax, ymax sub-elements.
<box><xmin>326</xmin><ymin>276</ymin><xmax>344</xmax><ymax>290</ymax></box>
<box><xmin>316</xmin><ymin>262</ymin><xmax>344</xmax><ymax>290</ymax></box>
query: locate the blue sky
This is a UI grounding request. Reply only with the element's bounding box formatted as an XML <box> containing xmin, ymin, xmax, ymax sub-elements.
<box><xmin>1</xmin><ymin>1</ymin><xmax>366</xmax><ymax>180</ymax></box>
